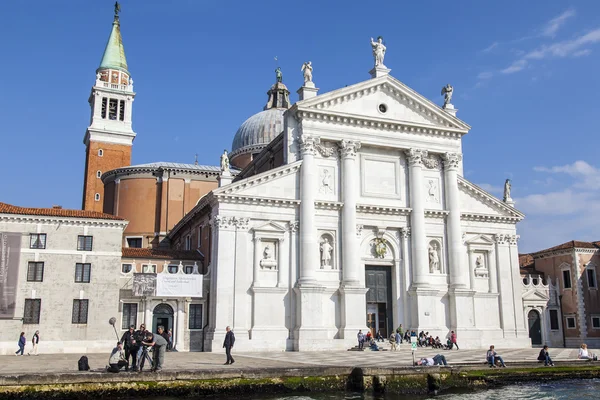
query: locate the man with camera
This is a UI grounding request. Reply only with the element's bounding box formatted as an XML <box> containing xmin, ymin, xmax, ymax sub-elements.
<box><xmin>142</xmin><ymin>325</ymin><xmax>168</xmax><ymax>372</ymax></box>
<box><xmin>133</xmin><ymin>323</ymin><xmax>149</xmax><ymax>372</ymax></box>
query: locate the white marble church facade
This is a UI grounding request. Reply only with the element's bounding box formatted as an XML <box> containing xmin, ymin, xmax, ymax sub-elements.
<box><xmin>177</xmin><ymin>59</ymin><xmax>531</xmax><ymax>351</ymax></box>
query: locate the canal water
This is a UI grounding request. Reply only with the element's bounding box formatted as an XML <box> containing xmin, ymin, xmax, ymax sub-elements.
<box><xmin>138</xmin><ymin>378</ymin><xmax>600</xmax><ymax>399</ymax></box>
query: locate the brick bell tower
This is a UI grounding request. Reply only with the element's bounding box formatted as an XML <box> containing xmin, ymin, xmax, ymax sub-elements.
<box><xmin>82</xmin><ymin>2</ymin><xmax>136</xmax><ymax>212</ymax></box>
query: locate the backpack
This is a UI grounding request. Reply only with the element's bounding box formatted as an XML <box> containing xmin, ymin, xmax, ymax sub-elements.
<box><xmin>78</xmin><ymin>355</ymin><xmax>90</xmax><ymax>371</ymax></box>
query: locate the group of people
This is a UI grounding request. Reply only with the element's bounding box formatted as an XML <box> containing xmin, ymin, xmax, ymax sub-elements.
<box><xmin>385</xmin><ymin>326</ymin><xmax>459</xmax><ymax>351</ymax></box>
<box><xmin>15</xmin><ymin>331</ymin><xmax>40</xmax><ymax>356</ymax></box>
<box><xmin>108</xmin><ymin>323</ymin><xmax>169</xmax><ymax>372</ymax></box>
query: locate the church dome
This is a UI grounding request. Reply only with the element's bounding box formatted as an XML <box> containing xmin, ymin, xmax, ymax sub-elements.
<box><xmin>230</xmin><ymin>78</ymin><xmax>291</xmax><ymax>169</ymax></box>
<box><xmin>231</xmin><ymin>108</ymin><xmax>286</xmax><ymax>155</ymax></box>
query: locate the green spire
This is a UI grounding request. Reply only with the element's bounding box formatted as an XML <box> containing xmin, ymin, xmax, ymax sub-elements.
<box><xmin>97</xmin><ymin>2</ymin><xmax>129</xmax><ymax>74</ymax></box>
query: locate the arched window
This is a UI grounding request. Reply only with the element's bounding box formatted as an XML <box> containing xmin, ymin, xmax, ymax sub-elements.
<box><xmin>96</xmin><ymin>170</ymin><xmax>102</xmax><ymax>178</ymax></box>
<box><xmin>94</xmin><ymin>193</ymin><xmax>100</xmax><ymax>202</ymax></box>
<box><xmin>98</xmin><ymin>149</ymin><xmax>103</xmax><ymax>157</ymax></box>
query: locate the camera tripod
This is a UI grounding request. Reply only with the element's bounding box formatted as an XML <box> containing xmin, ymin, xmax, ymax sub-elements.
<box><xmin>138</xmin><ymin>346</ymin><xmax>154</xmax><ymax>372</ymax></box>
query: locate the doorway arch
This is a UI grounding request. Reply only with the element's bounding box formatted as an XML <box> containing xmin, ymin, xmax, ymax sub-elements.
<box><xmin>528</xmin><ymin>309</ymin><xmax>542</xmax><ymax>345</ymax></box>
<box><xmin>152</xmin><ymin>303</ymin><xmax>174</xmax><ymax>335</ymax></box>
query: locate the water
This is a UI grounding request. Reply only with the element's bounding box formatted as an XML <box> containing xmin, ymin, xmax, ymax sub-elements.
<box><xmin>138</xmin><ymin>379</ymin><xmax>600</xmax><ymax>399</ymax></box>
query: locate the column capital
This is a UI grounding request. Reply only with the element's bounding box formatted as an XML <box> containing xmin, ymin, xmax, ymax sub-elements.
<box><xmin>405</xmin><ymin>148</ymin><xmax>428</xmax><ymax>166</ymax></box>
<box><xmin>493</xmin><ymin>233</ymin><xmax>518</xmax><ymax>245</ymax></box>
<box><xmin>288</xmin><ymin>220</ymin><xmax>299</xmax><ymax>233</ymax></box>
<box><xmin>339</xmin><ymin>140</ymin><xmax>361</xmax><ymax>159</ymax></box>
<box><xmin>400</xmin><ymin>227</ymin><xmax>411</xmax><ymax>239</ymax></box>
<box><xmin>442</xmin><ymin>152</ymin><xmax>463</xmax><ymax>170</ymax></box>
<box><xmin>299</xmin><ymin>134</ymin><xmax>319</xmax><ymax>156</ymax></box>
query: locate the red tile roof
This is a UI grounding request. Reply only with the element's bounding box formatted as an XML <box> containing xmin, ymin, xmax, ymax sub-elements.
<box><xmin>0</xmin><ymin>202</ymin><xmax>125</xmax><ymax>221</ymax></box>
<box><xmin>531</xmin><ymin>240</ymin><xmax>600</xmax><ymax>256</ymax></box>
<box><xmin>519</xmin><ymin>253</ymin><xmax>534</xmax><ymax>268</ymax></box>
<box><xmin>122</xmin><ymin>247</ymin><xmax>203</xmax><ymax>261</ymax></box>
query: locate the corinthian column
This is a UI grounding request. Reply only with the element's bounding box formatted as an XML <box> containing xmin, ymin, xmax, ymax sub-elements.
<box><xmin>298</xmin><ymin>134</ymin><xmax>319</xmax><ymax>286</ymax></box>
<box><xmin>340</xmin><ymin>140</ymin><xmax>361</xmax><ymax>286</ymax></box>
<box><xmin>405</xmin><ymin>149</ymin><xmax>428</xmax><ymax>287</ymax></box>
<box><xmin>442</xmin><ymin>152</ymin><xmax>467</xmax><ymax>288</ymax></box>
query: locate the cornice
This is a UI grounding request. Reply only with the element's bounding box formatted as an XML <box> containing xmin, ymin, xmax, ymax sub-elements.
<box><xmin>214</xmin><ymin>194</ymin><xmax>299</xmax><ymax>208</ymax></box>
<box><xmin>533</xmin><ymin>248</ymin><xmax>599</xmax><ymax>260</ymax></box>
<box><xmin>425</xmin><ymin>210</ymin><xmax>449</xmax><ymax>218</ymax></box>
<box><xmin>315</xmin><ymin>201</ymin><xmax>343</xmax><ymax>211</ymax></box>
<box><xmin>229</xmin><ymin>143</ymin><xmax>267</xmax><ymax>160</ymax></box>
<box><xmin>458</xmin><ymin>177</ymin><xmax>524</xmax><ymax>220</ymax></box>
<box><xmin>102</xmin><ymin>164</ymin><xmax>232</xmax><ymax>183</ymax></box>
<box><xmin>461</xmin><ymin>213</ymin><xmax>521</xmax><ymax>223</ymax></box>
<box><xmin>296</xmin><ymin>108</ymin><xmax>464</xmax><ymax>140</ymax></box>
<box><xmin>356</xmin><ymin>204</ymin><xmax>411</xmax><ymax>216</ymax></box>
<box><xmin>0</xmin><ymin>214</ymin><xmax>128</xmax><ymax>228</ymax></box>
<box><xmin>215</xmin><ymin>162</ymin><xmax>302</xmax><ymax>196</ymax></box>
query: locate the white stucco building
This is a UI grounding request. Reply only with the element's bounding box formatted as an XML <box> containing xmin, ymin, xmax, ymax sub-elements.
<box><xmin>170</xmin><ymin>59</ymin><xmax>531</xmax><ymax>351</ymax></box>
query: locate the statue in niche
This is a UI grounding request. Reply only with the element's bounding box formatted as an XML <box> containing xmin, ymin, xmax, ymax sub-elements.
<box><xmin>370</xmin><ymin>36</ymin><xmax>387</xmax><ymax>67</ymax></box>
<box><xmin>220</xmin><ymin>150</ymin><xmax>230</xmax><ymax>175</ymax></box>
<box><xmin>320</xmin><ymin>237</ymin><xmax>333</xmax><ymax>269</ymax></box>
<box><xmin>441</xmin><ymin>84</ymin><xmax>453</xmax><ymax>106</ymax></box>
<box><xmin>428</xmin><ymin>243</ymin><xmax>440</xmax><ymax>273</ymax></box>
<box><xmin>320</xmin><ymin>169</ymin><xmax>332</xmax><ymax>194</ymax></box>
<box><xmin>260</xmin><ymin>243</ymin><xmax>277</xmax><ymax>269</ymax></box>
<box><xmin>301</xmin><ymin>61</ymin><xmax>313</xmax><ymax>84</ymax></box>
<box><xmin>503</xmin><ymin>179</ymin><xmax>511</xmax><ymax>202</ymax></box>
<box><xmin>427</xmin><ymin>180</ymin><xmax>438</xmax><ymax>203</ymax></box>
<box><xmin>474</xmin><ymin>254</ymin><xmax>488</xmax><ymax>277</ymax></box>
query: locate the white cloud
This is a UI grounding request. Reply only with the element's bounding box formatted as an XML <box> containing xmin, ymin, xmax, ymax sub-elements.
<box><xmin>477</xmin><ymin>71</ymin><xmax>494</xmax><ymax>80</ymax></box>
<box><xmin>475</xmin><ymin>183</ymin><xmax>502</xmax><ymax>195</ymax></box>
<box><xmin>482</xmin><ymin>42</ymin><xmax>499</xmax><ymax>53</ymax></box>
<box><xmin>573</xmin><ymin>49</ymin><xmax>592</xmax><ymax>57</ymax></box>
<box><xmin>501</xmin><ymin>59</ymin><xmax>528</xmax><ymax>74</ymax></box>
<box><xmin>542</xmin><ymin>9</ymin><xmax>576</xmax><ymax>37</ymax></box>
<box><xmin>525</xmin><ymin>28</ymin><xmax>600</xmax><ymax>60</ymax></box>
<box><xmin>516</xmin><ymin>160</ymin><xmax>600</xmax><ymax>252</ymax></box>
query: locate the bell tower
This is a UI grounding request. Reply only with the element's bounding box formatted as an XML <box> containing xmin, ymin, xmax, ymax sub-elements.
<box><xmin>82</xmin><ymin>2</ymin><xmax>136</xmax><ymax>211</ymax></box>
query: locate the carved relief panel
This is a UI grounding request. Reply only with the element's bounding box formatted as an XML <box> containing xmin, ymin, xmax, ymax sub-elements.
<box><xmin>260</xmin><ymin>240</ymin><xmax>278</xmax><ymax>270</ymax></box>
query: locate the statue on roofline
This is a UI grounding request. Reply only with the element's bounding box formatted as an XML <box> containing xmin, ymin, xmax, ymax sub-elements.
<box><xmin>503</xmin><ymin>179</ymin><xmax>512</xmax><ymax>202</ymax></box>
<box><xmin>220</xmin><ymin>149</ymin><xmax>230</xmax><ymax>175</ymax></box>
<box><xmin>370</xmin><ymin>36</ymin><xmax>387</xmax><ymax>67</ymax></box>
<box><xmin>441</xmin><ymin>84</ymin><xmax>453</xmax><ymax>107</ymax></box>
<box><xmin>275</xmin><ymin>67</ymin><xmax>283</xmax><ymax>83</ymax></box>
<box><xmin>301</xmin><ymin>61</ymin><xmax>313</xmax><ymax>84</ymax></box>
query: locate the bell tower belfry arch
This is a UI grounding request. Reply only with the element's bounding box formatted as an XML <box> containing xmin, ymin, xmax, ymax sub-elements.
<box><xmin>82</xmin><ymin>2</ymin><xmax>136</xmax><ymax>212</ymax></box>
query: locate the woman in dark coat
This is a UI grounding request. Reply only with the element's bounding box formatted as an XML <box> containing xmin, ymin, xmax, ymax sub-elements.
<box><xmin>15</xmin><ymin>332</ymin><xmax>26</xmax><ymax>355</ymax></box>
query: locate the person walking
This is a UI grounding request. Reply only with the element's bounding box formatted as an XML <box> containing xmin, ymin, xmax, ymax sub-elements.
<box><xmin>28</xmin><ymin>331</ymin><xmax>40</xmax><ymax>356</ymax></box>
<box><xmin>538</xmin><ymin>345</ymin><xmax>555</xmax><ymax>366</ymax></box>
<box><xmin>15</xmin><ymin>332</ymin><xmax>26</xmax><ymax>356</ymax></box>
<box><xmin>450</xmin><ymin>331</ymin><xmax>459</xmax><ymax>350</ymax></box>
<box><xmin>223</xmin><ymin>326</ymin><xmax>235</xmax><ymax>365</ymax></box>
<box><xmin>397</xmin><ymin>324</ymin><xmax>404</xmax><ymax>343</ymax></box>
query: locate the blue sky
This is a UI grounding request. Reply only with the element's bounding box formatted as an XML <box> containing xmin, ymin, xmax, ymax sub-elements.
<box><xmin>0</xmin><ymin>1</ymin><xmax>599</xmax><ymax>253</ymax></box>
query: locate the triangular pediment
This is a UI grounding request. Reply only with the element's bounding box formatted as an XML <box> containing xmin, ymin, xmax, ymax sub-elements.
<box><xmin>297</xmin><ymin>74</ymin><xmax>470</xmax><ymax>132</ymax></box>
<box><xmin>459</xmin><ymin>177</ymin><xmax>525</xmax><ymax>221</ymax></box>
<box><xmin>522</xmin><ymin>288</ymin><xmax>550</xmax><ymax>303</ymax></box>
<box><xmin>253</xmin><ymin>221</ymin><xmax>287</xmax><ymax>233</ymax></box>
<box><xmin>213</xmin><ymin>161</ymin><xmax>301</xmax><ymax>200</ymax></box>
<box><xmin>465</xmin><ymin>234</ymin><xmax>495</xmax><ymax>246</ymax></box>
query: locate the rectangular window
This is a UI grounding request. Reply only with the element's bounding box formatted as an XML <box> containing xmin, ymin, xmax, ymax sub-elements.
<box><xmin>549</xmin><ymin>309</ymin><xmax>559</xmax><ymax>330</ymax></box>
<box><xmin>23</xmin><ymin>299</ymin><xmax>41</xmax><ymax>324</ymax></box>
<box><xmin>189</xmin><ymin>304</ymin><xmax>203</xmax><ymax>329</ymax></box>
<box><xmin>592</xmin><ymin>317</ymin><xmax>600</xmax><ymax>329</ymax></box>
<box><xmin>77</xmin><ymin>235</ymin><xmax>93</xmax><ymax>251</ymax></box>
<box><xmin>566</xmin><ymin>316</ymin><xmax>576</xmax><ymax>329</ymax></box>
<box><xmin>72</xmin><ymin>299</ymin><xmax>89</xmax><ymax>324</ymax></box>
<box><xmin>587</xmin><ymin>268</ymin><xmax>597</xmax><ymax>289</ymax></box>
<box><xmin>185</xmin><ymin>265</ymin><xmax>194</xmax><ymax>274</ymax></box>
<box><xmin>27</xmin><ymin>262</ymin><xmax>44</xmax><ymax>282</ymax></box>
<box><xmin>168</xmin><ymin>265</ymin><xmax>178</xmax><ymax>274</ymax></box>
<box><xmin>119</xmin><ymin>100</ymin><xmax>125</xmax><ymax>121</ymax></box>
<box><xmin>562</xmin><ymin>269</ymin><xmax>572</xmax><ymax>289</ymax></box>
<box><xmin>121</xmin><ymin>303</ymin><xmax>138</xmax><ymax>329</ymax></box>
<box><xmin>126</xmin><ymin>237</ymin><xmax>143</xmax><ymax>248</ymax></box>
<box><xmin>198</xmin><ymin>227</ymin><xmax>202</xmax><ymax>248</ymax></box>
<box><xmin>121</xmin><ymin>263</ymin><xmax>133</xmax><ymax>274</ymax></box>
<box><xmin>101</xmin><ymin>97</ymin><xmax>107</xmax><ymax>119</ymax></box>
<box><xmin>109</xmin><ymin>98</ymin><xmax>118</xmax><ymax>120</ymax></box>
<box><xmin>142</xmin><ymin>264</ymin><xmax>156</xmax><ymax>273</ymax></box>
<box><xmin>185</xmin><ymin>235</ymin><xmax>191</xmax><ymax>250</ymax></box>
<box><xmin>29</xmin><ymin>234</ymin><xmax>47</xmax><ymax>249</ymax></box>
<box><xmin>75</xmin><ymin>263</ymin><xmax>91</xmax><ymax>283</ymax></box>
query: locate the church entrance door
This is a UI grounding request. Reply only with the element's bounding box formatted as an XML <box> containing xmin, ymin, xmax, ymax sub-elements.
<box><xmin>365</xmin><ymin>266</ymin><xmax>392</xmax><ymax>338</ymax></box>
<box><xmin>153</xmin><ymin>303</ymin><xmax>174</xmax><ymax>335</ymax></box>
<box><xmin>528</xmin><ymin>309</ymin><xmax>542</xmax><ymax>345</ymax></box>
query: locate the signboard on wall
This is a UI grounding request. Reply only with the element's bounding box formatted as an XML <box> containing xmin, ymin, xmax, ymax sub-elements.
<box><xmin>156</xmin><ymin>274</ymin><xmax>202</xmax><ymax>297</ymax></box>
<box><xmin>0</xmin><ymin>233</ymin><xmax>21</xmax><ymax>319</ymax></box>
<box><xmin>132</xmin><ymin>273</ymin><xmax>157</xmax><ymax>297</ymax></box>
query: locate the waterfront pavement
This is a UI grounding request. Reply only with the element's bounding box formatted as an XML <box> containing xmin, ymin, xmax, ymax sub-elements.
<box><xmin>0</xmin><ymin>346</ymin><xmax>596</xmax><ymax>375</ymax></box>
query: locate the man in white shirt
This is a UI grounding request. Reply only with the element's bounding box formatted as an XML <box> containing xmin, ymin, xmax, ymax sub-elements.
<box><xmin>107</xmin><ymin>342</ymin><xmax>129</xmax><ymax>373</ymax></box>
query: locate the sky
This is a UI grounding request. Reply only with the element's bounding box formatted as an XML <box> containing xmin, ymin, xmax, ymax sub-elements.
<box><xmin>0</xmin><ymin>0</ymin><xmax>599</xmax><ymax>253</ymax></box>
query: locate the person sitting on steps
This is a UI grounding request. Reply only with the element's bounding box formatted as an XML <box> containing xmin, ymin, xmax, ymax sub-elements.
<box><xmin>486</xmin><ymin>345</ymin><xmax>506</xmax><ymax>368</ymax></box>
<box><xmin>538</xmin><ymin>345</ymin><xmax>555</xmax><ymax>366</ymax></box>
